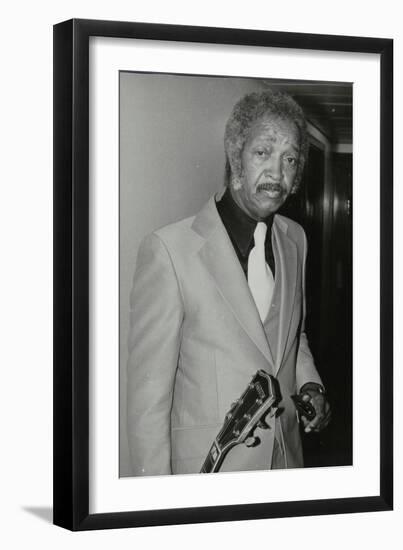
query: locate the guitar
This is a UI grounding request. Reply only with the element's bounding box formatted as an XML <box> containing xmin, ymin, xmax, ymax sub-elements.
<box><xmin>200</xmin><ymin>370</ymin><xmax>280</xmax><ymax>473</ymax></box>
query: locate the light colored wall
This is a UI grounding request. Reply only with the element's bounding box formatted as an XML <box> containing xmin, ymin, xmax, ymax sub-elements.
<box><xmin>119</xmin><ymin>73</ymin><xmax>266</xmax><ymax>475</ymax></box>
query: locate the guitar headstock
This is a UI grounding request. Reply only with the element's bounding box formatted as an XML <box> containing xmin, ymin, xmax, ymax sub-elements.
<box><xmin>216</xmin><ymin>370</ymin><xmax>280</xmax><ymax>450</ymax></box>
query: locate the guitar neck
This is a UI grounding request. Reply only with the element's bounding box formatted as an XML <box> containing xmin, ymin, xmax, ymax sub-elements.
<box><xmin>200</xmin><ymin>440</ymin><xmax>229</xmax><ymax>473</ymax></box>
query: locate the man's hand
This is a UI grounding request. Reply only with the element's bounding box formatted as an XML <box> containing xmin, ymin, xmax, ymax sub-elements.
<box><xmin>299</xmin><ymin>384</ymin><xmax>331</xmax><ymax>433</ymax></box>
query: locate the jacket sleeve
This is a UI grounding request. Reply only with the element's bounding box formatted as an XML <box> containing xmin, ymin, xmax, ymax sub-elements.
<box><xmin>127</xmin><ymin>232</ymin><xmax>184</xmax><ymax>476</ymax></box>
<box><xmin>295</xmin><ymin>228</ymin><xmax>323</xmax><ymax>392</ymax></box>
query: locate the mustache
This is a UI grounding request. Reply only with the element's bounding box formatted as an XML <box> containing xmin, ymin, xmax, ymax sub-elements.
<box><xmin>256</xmin><ymin>182</ymin><xmax>283</xmax><ymax>192</ymax></box>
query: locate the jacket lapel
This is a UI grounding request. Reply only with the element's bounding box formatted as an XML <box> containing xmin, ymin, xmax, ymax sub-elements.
<box><xmin>192</xmin><ymin>198</ymin><xmax>275</xmax><ymax>369</ymax></box>
<box><xmin>272</xmin><ymin>217</ymin><xmax>298</xmax><ymax>373</ymax></box>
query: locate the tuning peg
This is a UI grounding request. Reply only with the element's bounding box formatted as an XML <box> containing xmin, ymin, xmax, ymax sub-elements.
<box><xmin>245</xmin><ymin>436</ymin><xmax>261</xmax><ymax>448</ymax></box>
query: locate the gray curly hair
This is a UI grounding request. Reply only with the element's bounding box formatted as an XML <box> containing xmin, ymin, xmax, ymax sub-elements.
<box><xmin>224</xmin><ymin>89</ymin><xmax>309</xmax><ymax>193</ymax></box>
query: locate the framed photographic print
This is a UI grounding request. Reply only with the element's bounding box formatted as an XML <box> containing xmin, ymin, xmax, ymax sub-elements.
<box><xmin>53</xmin><ymin>18</ymin><xmax>393</xmax><ymax>530</ymax></box>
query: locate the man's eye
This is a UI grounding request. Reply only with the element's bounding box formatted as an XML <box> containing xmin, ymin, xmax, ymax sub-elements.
<box><xmin>255</xmin><ymin>149</ymin><xmax>266</xmax><ymax>157</ymax></box>
<box><xmin>285</xmin><ymin>157</ymin><xmax>297</xmax><ymax>166</ymax></box>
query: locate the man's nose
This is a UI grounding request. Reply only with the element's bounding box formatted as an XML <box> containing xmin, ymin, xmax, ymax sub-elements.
<box><xmin>263</xmin><ymin>155</ymin><xmax>282</xmax><ymax>182</ymax></box>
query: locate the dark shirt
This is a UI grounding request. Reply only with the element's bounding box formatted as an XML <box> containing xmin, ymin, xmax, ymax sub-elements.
<box><xmin>216</xmin><ymin>187</ymin><xmax>275</xmax><ymax>277</ymax></box>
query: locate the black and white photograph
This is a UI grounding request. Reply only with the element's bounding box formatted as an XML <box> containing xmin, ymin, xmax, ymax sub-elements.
<box><xmin>1</xmin><ymin>0</ymin><xmax>399</xmax><ymax>544</ymax></box>
<box><xmin>119</xmin><ymin>73</ymin><xmax>353</xmax><ymax>477</ymax></box>
<box><xmin>51</xmin><ymin>17</ymin><xmax>392</xmax><ymax>532</ymax></box>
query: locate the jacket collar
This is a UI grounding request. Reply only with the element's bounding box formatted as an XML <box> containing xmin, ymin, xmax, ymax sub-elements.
<box><xmin>192</xmin><ymin>196</ymin><xmax>298</xmax><ymax>372</ymax></box>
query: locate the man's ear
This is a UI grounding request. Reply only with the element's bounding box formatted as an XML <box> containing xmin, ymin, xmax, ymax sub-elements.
<box><xmin>228</xmin><ymin>157</ymin><xmax>243</xmax><ymax>191</ymax></box>
<box><xmin>231</xmin><ymin>174</ymin><xmax>242</xmax><ymax>191</ymax></box>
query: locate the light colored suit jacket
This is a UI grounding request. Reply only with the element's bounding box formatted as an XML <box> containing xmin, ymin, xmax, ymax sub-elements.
<box><xmin>127</xmin><ymin>196</ymin><xmax>322</xmax><ymax>476</ymax></box>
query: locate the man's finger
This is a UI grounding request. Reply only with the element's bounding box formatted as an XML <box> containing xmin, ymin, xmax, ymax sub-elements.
<box><xmin>312</xmin><ymin>413</ymin><xmax>332</xmax><ymax>432</ymax></box>
<box><xmin>305</xmin><ymin>412</ymin><xmax>325</xmax><ymax>432</ymax></box>
<box><xmin>305</xmin><ymin>402</ymin><xmax>329</xmax><ymax>432</ymax></box>
<box><xmin>309</xmin><ymin>410</ymin><xmax>332</xmax><ymax>432</ymax></box>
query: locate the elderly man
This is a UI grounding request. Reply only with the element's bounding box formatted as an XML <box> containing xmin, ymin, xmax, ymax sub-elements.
<box><xmin>127</xmin><ymin>89</ymin><xmax>331</xmax><ymax>476</ymax></box>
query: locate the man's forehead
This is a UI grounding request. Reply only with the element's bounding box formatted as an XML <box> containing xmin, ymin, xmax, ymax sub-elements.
<box><xmin>247</xmin><ymin>114</ymin><xmax>300</xmax><ymax>147</ymax></box>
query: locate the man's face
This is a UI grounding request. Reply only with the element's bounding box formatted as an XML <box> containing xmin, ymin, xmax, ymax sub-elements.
<box><xmin>231</xmin><ymin>114</ymin><xmax>300</xmax><ymax>220</ymax></box>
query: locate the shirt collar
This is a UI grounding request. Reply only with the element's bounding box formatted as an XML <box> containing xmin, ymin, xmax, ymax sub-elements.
<box><xmin>216</xmin><ymin>187</ymin><xmax>274</xmax><ymax>258</ymax></box>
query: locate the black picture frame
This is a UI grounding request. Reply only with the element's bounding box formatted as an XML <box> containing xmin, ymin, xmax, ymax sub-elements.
<box><xmin>53</xmin><ymin>18</ymin><xmax>393</xmax><ymax>531</ymax></box>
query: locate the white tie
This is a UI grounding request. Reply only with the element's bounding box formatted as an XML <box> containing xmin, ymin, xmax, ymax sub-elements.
<box><xmin>247</xmin><ymin>222</ymin><xmax>275</xmax><ymax>322</ymax></box>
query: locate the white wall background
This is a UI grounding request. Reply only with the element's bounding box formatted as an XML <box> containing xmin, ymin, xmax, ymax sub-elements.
<box><xmin>0</xmin><ymin>0</ymin><xmax>401</xmax><ymax>547</ymax></box>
